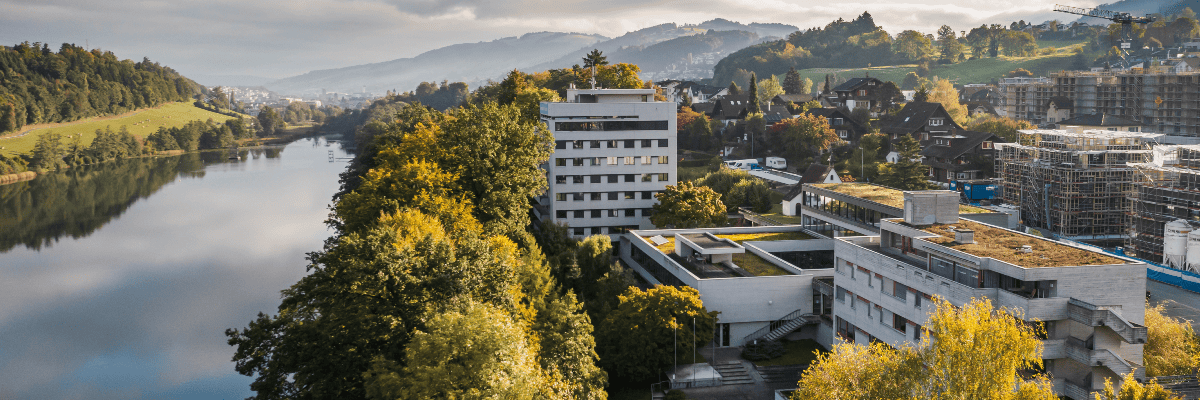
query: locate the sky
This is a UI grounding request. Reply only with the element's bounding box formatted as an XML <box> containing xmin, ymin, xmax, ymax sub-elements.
<box><xmin>1</xmin><ymin>0</ymin><xmax>1102</xmax><ymax>83</ymax></box>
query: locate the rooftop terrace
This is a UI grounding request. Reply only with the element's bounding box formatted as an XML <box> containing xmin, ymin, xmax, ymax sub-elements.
<box><xmin>812</xmin><ymin>183</ymin><xmax>989</xmax><ymax>213</ymax></box>
<box><xmin>912</xmin><ymin>219</ymin><xmax>1127</xmax><ymax>268</ymax></box>
<box><xmin>642</xmin><ymin>231</ymin><xmax>815</xmax><ymax>278</ymax></box>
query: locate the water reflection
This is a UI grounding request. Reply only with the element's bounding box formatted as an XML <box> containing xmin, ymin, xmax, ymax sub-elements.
<box><xmin>0</xmin><ymin>136</ymin><xmax>347</xmax><ymax>399</ymax></box>
<box><xmin>0</xmin><ymin>147</ymin><xmax>286</xmax><ymax>253</ymax></box>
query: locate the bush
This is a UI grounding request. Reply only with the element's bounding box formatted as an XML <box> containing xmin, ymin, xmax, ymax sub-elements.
<box><xmin>741</xmin><ymin>339</ymin><xmax>786</xmax><ymax>361</ymax></box>
<box><xmin>664</xmin><ymin>389</ymin><xmax>688</xmax><ymax>400</ymax></box>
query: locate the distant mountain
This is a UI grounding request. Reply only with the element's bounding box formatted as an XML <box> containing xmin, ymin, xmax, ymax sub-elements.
<box><xmin>265</xmin><ymin>32</ymin><xmax>606</xmax><ymax>96</ymax></box>
<box><xmin>188</xmin><ymin>74</ymin><xmax>276</xmax><ymax>88</ymax></box>
<box><xmin>524</xmin><ymin>19</ymin><xmax>796</xmax><ymax>81</ymax></box>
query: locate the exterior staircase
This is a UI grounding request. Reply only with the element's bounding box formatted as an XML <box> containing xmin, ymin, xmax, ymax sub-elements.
<box><xmin>743</xmin><ymin>310</ymin><xmax>822</xmax><ymax>345</ymax></box>
<box><xmin>712</xmin><ymin>361</ymin><xmax>754</xmax><ymax>385</ymax></box>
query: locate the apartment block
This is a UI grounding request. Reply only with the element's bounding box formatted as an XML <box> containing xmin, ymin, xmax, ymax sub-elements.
<box><xmin>1128</xmin><ymin>145</ymin><xmax>1200</xmax><ymax>264</ymax></box>
<box><xmin>1053</xmin><ymin>70</ymin><xmax>1200</xmax><ymax>136</ymax></box>
<box><xmin>834</xmin><ymin>190</ymin><xmax>1146</xmax><ymax>400</ymax></box>
<box><xmin>535</xmin><ymin>88</ymin><xmax>676</xmax><ymax>238</ymax></box>
<box><xmin>999</xmin><ymin>77</ymin><xmax>1054</xmax><ymax>123</ymax></box>
<box><xmin>996</xmin><ymin>129</ymin><xmax>1158</xmax><ymax>242</ymax></box>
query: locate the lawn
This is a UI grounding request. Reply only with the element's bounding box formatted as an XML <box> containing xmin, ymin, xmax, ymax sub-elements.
<box><xmin>753</xmin><ymin>339</ymin><xmax>828</xmax><ymax>367</ymax></box>
<box><xmin>732</xmin><ymin>253</ymin><xmax>792</xmax><ymax>276</ymax></box>
<box><xmin>790</xmin><ymin>47</ymin><xmax>1081</xmax><ymax>86</ymax></box>
<box><xmin>0</xmin><ymin>102</ymin><xmax>244</xmax><ymax>157</ymax></box>
<box><xmin>716</xmin><ymin>231</ymin><xmax>812</xmax><ymax>243</ymax></box>
<box><xmin>754</xmin><ymin>203</ymin><xmax>805</xmax><ymax>225</ymax></box>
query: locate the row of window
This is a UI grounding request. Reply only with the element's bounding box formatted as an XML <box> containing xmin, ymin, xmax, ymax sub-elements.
<box><xmin>554</xmin><ymin>156</ymin><xmax>670</xmax><ymax>167</ymax></box>
<box><xmin>555</xmin><ymin>120</ymin><xmax>669</xmax><ymax>131</ymax></box>
<box><xmin>555</xmin><ymin>173</ymin><xmax>670</xmax><ymax>184</ymax></box>
<box><xmin>835</xmin><ymin>260</ymin><xmax>927</xmax><ymax>311</ymax></box>
<box><xmin>571</xmin><ymin>226</ymin><xmax>639</xmax><ymax>236</ymax></box>
<box><xmin>555</xmin><ymin>139</ymin><xmax>669</xmax><ymax>150</ymax></box>
<box><xmin>556</xmin><ymin>208</ymin><xmax>653</xmax><ymax>219</ymax></box>
<box><xmin>555</xmin><ymin>191</ymin><xmax>661</xmax><ymax>201</ymax></box>
<box><xmin>878</xmin><ymin>230</ymin><xmax>1060</xmax><ymax>299</ymax></box>
<box><xmin>835</xmin><ymin>281</ymin><xmax>923</xmax><ymax>341</ymax></box>
<box><xmin>802</xmin><ymin>191</ymin><xmax>895</xmax><ymax>228</ymax></box>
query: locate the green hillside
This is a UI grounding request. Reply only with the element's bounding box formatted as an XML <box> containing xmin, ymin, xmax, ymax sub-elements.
<box><xmin>785</xmin><ymin>39</ymin><xmax>1087</xmax><ymax>86</ymax></box>
<box><xmin>0</xmin><ymin>102</ymin><xmax>241</xmax><ymax>156</ymax></box>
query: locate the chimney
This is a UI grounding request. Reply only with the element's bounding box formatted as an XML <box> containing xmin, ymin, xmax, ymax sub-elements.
<box><xmin>954</xmin><ymin>229</ymin><xmax>975</xmax><ymax>244</ymax></box>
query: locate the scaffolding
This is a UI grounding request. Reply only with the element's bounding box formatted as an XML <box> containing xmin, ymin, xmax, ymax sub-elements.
<box><xmin>996</xmin><ymin>129</ymin><xmax>1157</xmax><ymax>241</ymax></box>
<box><xmin>1127</xmin><ymin>145</ymin><xmax>1200</xmax><ymax>260</ymax></box>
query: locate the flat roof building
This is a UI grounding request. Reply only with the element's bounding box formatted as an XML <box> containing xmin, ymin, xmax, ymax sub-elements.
<box><xmin>536</xmin><ymin>88</ymin><xmax>676</xmax><ymax>238</ymax></box>
<box><xmin>834</xmin><ymin>190</ymin><xmax>1147</xmax><ymax>400</ymax></box>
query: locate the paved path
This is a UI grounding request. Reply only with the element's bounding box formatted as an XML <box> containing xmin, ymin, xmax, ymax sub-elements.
<box><xmin>1149</xmin><ymin>280</ymin><xmax>1200</xmax><ymax>331</ymax></box>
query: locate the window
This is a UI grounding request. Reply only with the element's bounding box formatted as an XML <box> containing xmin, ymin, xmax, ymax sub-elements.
<box><xmin>921</xmin><ymin>132</ymin><xmax>929</xmax><ymax>141</ymax></box>
<box><xmin>835</xmin><ymin>285</ymin><xmax>847</xmax><ymax>302</ymax></box>
<box><xmin>556</xmin><ymin>193</ymin><xmax>567</xmax><ymax>201</ymax></box>
<box><xmin>624</xmin><ymin>174</ymin><xmax>636</xmax><ymax>182</ymax></box>
<box><xmin>624</xmin><ymin>157</ymin><xmax>634</xmax><ymax>165</ymax></box>
<box><xmin>625</xmin><ymin>209</ymin><xmax>636</xmax><ymax>216</ymax></box>
<box><xmin>642</xmin><ymin>156</ymin><xmax>651</xmax><ymax>165</ymax></box>
<box><xmin>643</xmin><ymin>208</ymin><xmax>654</xmax><ymax>216</ymax></box>
<box><xmin>591</xmin><ymin>210</ymin><xmax>601</xmax><ymax>218</ymax></box>
<box><xmin>555</xmin><ymin>121</ymin><xmax>670</xmax><ymax>131</ymax></box>
<box><xmin>555</xmin><ymin>158</ymin><xmax>567</xmax><ymax>167</ymax></box>
<box><xmin>556</xmin><ymin>210</ymin><xmax>567</xmax><ymax>218</ymax></box>
<box><xmin>641</xmin><ymin>95</ymin><xmax>648</xmax><ymax>102</ymax></box>
<box><xmin>607</xmin><ymin>156</ymin><xmax>618</xmax><ymax>165</ymax></box>
<box><xmin>641</xmin><ymin>139</ymin><xmax>652</xmax><ymax>148</ymax></box>
<box><xmin>590</xmin><ymin>192</ymin><xmax>601</xmax><ymax>200</ymax></box>
<box><xmin>590</xmin><ymin>175</ymin><xmax>601</xmax><ymax>184</ymax></box>
<box><xmin>658</xmin><ymin>139</ymin><xmax>669</xmax><ymax>147</ymax></box>
<box><xmin>658</xmin><ymin>156</ymin><xmax>669</xmax><ymax>164</ymax></box>
<box><xmin>834</xmin><ymin>118</ymin><xmax>844</xmax><ymax>125</ymax></box>
<box><xmin>573</xmin><ymin>210</ymin><xmax>584</xmax><ymax>218</ymax></box>
<box><xmin>642</xmin><ymin>191</ymin><xmax>655</xmax><ymax>199</ymax></box>
<box><xmin>590</xmin><ymin>140</ymin><xmax>601</xmax><ymax>149</ymax></box>
<box><xmin>573</xmin><ymin>228</ymin><xmax>584</xmax><ymax>236</ymax></box>
<box><xmin>929</xmin><ymin>118</ymin><xmax>944</xmax><ymax>126</ymax></box>
<box><xmin>572</xmin><ymin>176</ymin><xmax>584</xmax><ymax>184</ymax></box>
<box><xmin>555</xmin><ymin>141</ymin><xmax>568</xmax><ymax>149</ymax></box>
<box><xmin>555</xmin><ymin>175</ymin><xmax>567</xmax><ymax>184</ymax></box>
<box><xmin>624</xmin><ymin>192</ymin><xmax>635</xmax><ymax>199</ymax></box>
<box><xmin>642</xmin><ymin>174</ymin><xmax>652</xmax><ymax>182</ymax></box>
<box><xmin>838</xmin><ymin>130</ymin><xmax>848</xmax><ymax>138</ymax></box>
<box><xmin>658</xmin><ymin>173</ymin><xmax>669</xmax><ymax>181</ymax></box>
<box><xmin>607</xmin><ymin>140</ymin><xmax>617</xmax><ymax>148</ymax></box>
<box><xmin>592</xmin><ymin>157</ymin><xmax>605</xmax><ymax>166</ymax></box>
<box><xmin>608</xmin><ymin>174</ymin><xmax>619</xmax><ymax>183</ymax></box>
<box><xmin>981</xmin><ymin>141</ymin><xmax>993</xmax><ymax>149</ymax></box>
<box><xmin>608</xmin><ymin>192</ymin><xmax>618</xmax><ymax>200</ymax></box>
<box><xmin>572</xmin><ymin>140</ymin><xmax>583</xmax><ymax>149</ymax></box>
<box><xmin>624</xmin><ymin>140</ymin><xmax>636</xmax><ymax>148</ymax></box>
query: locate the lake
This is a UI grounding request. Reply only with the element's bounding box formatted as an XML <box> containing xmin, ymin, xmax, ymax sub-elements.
<box><xmin>0</xmin><ymin>136</ymin><xmax>350</xmax><ymax>399</ymax></box>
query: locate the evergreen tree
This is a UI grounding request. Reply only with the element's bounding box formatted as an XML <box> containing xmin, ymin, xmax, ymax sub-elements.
<box><xmin>783</xmin><ymin>67</ymin><xmax>803</xmax><ymax>94</ymax></box>
<box><xmin>876</xmin><ymin>135</ymin><xmax>931</xmax><ymax>190</ymax></box>
<box><xmin>727</xmin><ymin>82</ymin><xmax>741</xmax><ymax>96</ymax></box>
<box><xmin>747</xmin><ymin>72</ymin><xmax>760</xmax><ymax>113</ymax></box>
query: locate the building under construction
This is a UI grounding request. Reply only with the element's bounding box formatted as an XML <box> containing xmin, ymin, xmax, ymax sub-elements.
<box><xmin>996</xmin><ymin>129</ymin><xmax>1159</xmax><ymax>242</ymax></box>
<box><xmin>1127</xmin><ymin>145</ymin><xmax>1200</xmax><ymax>264</ymax></box>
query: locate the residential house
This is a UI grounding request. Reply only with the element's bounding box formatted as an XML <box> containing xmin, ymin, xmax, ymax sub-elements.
<box><xmin>880</xmin><ymin>102</ymin><xmax>963</xmax><ymax>162</ymax></box>
<box><xmin>710</xmin><ymin>95</ymin><xmax>751</xmax><ymax>125</ymax></box>
<box><xmin>825</xmin><ymin>77</ymin><xmax>886</xmax><ymax>115</ymax></box>
<box><xmin>806</xmin><ymin>107</ymin><xmax>868</xmax><ymax>143</ymax></box>
<box><xmin>771</xmin><ymin>94</ymin><xmax>815</xmax><ymax>108</ymax></box>
<box><xmin>780</xmin><ymin>164</ymin><xmax>841</xmax><ymax>217</ymax></box>
<box><xmin>1046</xmin><ymin>96</ymin><xmax>1073</xmax><ymax>125</ymax></box>
<box><xmin>919</xmin><ymin>130</ymin><xmax>1005</xmax><ymax>183</ymax></box>
<box><xmin>963</xmin><ymin>102</ymin><xmax>999</xmax><ymax>118</ymax></box>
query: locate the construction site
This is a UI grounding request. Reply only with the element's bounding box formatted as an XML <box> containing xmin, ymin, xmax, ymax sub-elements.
<box><xmin>1127</xmin><ymin>145</ymin><xmax>1200</xmax><ymax>265</ymax></box>
<box><xmin>996</xmin><ymin>129</ymin><xmax>1159</xmax><ymax>243</ymax></box>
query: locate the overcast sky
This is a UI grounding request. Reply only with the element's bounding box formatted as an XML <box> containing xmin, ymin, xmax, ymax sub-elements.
<box><xmin>1</xmin><ymin>0</ymin><xmax>1100</xmax><ymax>82</ymax></box>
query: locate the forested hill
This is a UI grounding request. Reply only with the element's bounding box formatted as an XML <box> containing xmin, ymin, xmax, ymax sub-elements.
<box><xmin>0</xmin><ymin>42</ymin><xmax>203</xmax><ymax>134</ymax></box>
<box><xmin>711</xmin><ymin>12</ymin><xmax>893</xmax><ymax>86</ymax></box>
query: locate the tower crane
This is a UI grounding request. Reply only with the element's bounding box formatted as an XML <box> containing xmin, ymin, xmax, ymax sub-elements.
<box><xmin>1053</xmin><ymin>4</ymin><xmax>1154</xmax><ymax>68</ymax></box>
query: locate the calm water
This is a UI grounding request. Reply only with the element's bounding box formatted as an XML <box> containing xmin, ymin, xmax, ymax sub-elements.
<box><xmin>0</xmin><ymin>136</ymin><xmax>350</xmax><ymax>399</ymax></box>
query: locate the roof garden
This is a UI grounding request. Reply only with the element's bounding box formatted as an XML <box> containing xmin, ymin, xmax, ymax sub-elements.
<box><xmin>915</xmin><ymin>219</ymin><xmax>1127</xmax><ymax>268</ymax></box>
<box><xmin>641</xmin><ymin>230</ymin><xmax>818</xmax><ymax>278</ymax></box>
<box><xmin>812</xmin><ymin>183</ymin><xmax>989</xmax><ymax>214</ymax></box>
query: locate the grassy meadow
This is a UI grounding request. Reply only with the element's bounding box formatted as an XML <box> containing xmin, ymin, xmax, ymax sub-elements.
<box><xmin>0</xmin><ymin>102</ymin><xmax>244</xmax><ymax>156</ymax></box>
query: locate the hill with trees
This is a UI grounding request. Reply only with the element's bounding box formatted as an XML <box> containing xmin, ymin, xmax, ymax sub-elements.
<box><xmin>0</xmin><ymin>42</ymin><xmax>204</xmax><ymax>135</ymax></box>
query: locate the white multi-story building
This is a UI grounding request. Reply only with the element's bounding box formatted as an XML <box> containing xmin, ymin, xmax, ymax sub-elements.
<box><xmin>535</xmin><ymin>88</ymin><xmax>677</xmax><ymax>238</ymax></box>
<box><xmin>834</xmin><ymin>190</ymin><xmax>1147</xmax><ymax>400</ymax></box>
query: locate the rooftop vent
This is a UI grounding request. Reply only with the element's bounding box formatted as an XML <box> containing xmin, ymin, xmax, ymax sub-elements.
<box><xmin>1018</xmin><ymin>245</ymin><xmax>1033</xmax><ymax>254</ymax></box>
<box><xmin>954</xmin><ymin>229</ymin><xmax>975</xmax><ymax>244</ymax></box>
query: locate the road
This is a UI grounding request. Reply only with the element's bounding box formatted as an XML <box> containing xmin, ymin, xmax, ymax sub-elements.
<box><xmin>1149</xmin><ymin>279</ymin><xmax>1200</xmax><ymax>330</ymax></box>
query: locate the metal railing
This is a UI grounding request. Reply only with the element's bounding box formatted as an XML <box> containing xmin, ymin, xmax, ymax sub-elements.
<box><xmin>742</xmin><ymin>309</ymin><xmax>816</xmax><ymax>345</ymax></box>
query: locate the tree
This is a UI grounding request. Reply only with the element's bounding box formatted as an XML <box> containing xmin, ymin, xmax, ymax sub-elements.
<box><xmin>595</xmin><ymin>63</ymin><xmax>643</xmax><ymax>89</ymax></box>
<box><xmin>901</xmin><ymin>72</ymin><xmax>921</xmax><ymax>90</ymax></box>
<box><xmin>727</xmin><ymin>178</ymin><xmax>773</xmax><ymax>213</ymax></box>
<box><xmin>874</xmin><ymin>81</ymin><xmax>904</xmax><ymax>111</ymax></box>
<box><xmin>582</xmin><ymin>49</ymin><xmax>608</xmax><ymax>69</ymax></box>
<box><xmin>967</xmin><ymin>116</ymin><xmax>1033</xmax><ymax>143</ymax></box>
<box><xmin>363</xmin><ymin>301</ymin><xmax>545</xmax><ymax>400</ymax></box>
<box><xmin>30</xmin><ymin>130</ymin><xmax>65</xmax><ymax>172</ymax></box>
<box><xmin>1096</xmin><ymin>373</ymin><xmax>1182</xmax><ymax>400</ymax></box>
<box><xmin>926</xmin><ymin>79</ymin><xmax>968</xmax><ymax>125</ymax></box>
<box><xmin>595</xmin><ymin>286</ymin><xmax>717</xmax><ymax>380</ymax></box>
<box><xmin>1144</xmin><ymin>301</ymin><xmax>1200</xmax><ymax>377</ymax></box>
<box><xmin>937</xmin><ymin>25</ymin><xmax>965</xmax><ymax>63</ymax></box>
<box><xmin>876</xmin><ymin>135</ymin><xmax>933</xmax><ymax>190</ymax></box>
<box><xmin>999</xmin><ymin>30</ymin><xmax>1038</xmax><ymax>57</ymax></box>
<box><xmin>257</xmin><ymin>105</ymin><xmax>284</xmax><ymax>136</ymax></box>
<box><xmin>747</xmin><ymin>72</ymin><xmax>761</xmax><ymax>114</ymax></box>
<box><xmin>771</xmin><ymin>113</ymin><xmax>839</xmax><ymax>161</ymax></box>
<box><xmin>1007</xmin><ymin>68</ymin><xmax>1033</xmax><ymax>78</ymax></box>
<box><xmin>727</xmin><ymin>82</ymin><xmax>741</xmax><ymax>96</ymax></box>
<box><xmin>756</xmin><ymin>75</ymin><xmax>785</xmax><ymax>108</ymax></box>
<box><xmin>894</xmin><ymin>30</ymin><xmax>934</xmax><ymax>62</ymax></box>
<box><xmin>795</xmin><ymin>298</ymin><xmax>1057</xmax><ymax>400</ymax></box>
<box><xmin>783</xmin><ymin>67</ymin><xmax>803</xmax><ymax>94</ymax></box>
<box><xmin>650</xmin><ymin>181</ymin><xmax>726</xmax><ymax>228</ymax></box>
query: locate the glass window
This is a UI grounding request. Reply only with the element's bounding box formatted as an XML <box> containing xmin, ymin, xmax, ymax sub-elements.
<box><xmin>641</xmin><ymin>139</ymin><xmax>652</xmax><ymax>148</ymax></box>
<box><xmin>573</xmin><ymin>158</ymin><xmax>584</xmax><ymax>166</ymax></box>
<box><xmin>556</xmin><ymin>210</ymin><xmax>566</xmax><ymax>218</ymax></box>
<box><xmin>658</xmin><ymin>173</ymin><xmax>669</xmax><ymax>181</ymax></box>
<box><xmin>642</xmin><ymin>156</ymin><xmax>651</xmax><ymax>165</ymax></box>
<box><xmin>592</xmin><ymin>157</ymin><xmax>604</xmax><ymax>166</ymax></box>
<box><xmin>573</xmin><ymin>210</ymin><xmax>584</xmax><ymax>218</ymax></box>
<box><xmin>556</xmin><ymin>193</ymin><xmax>567</xmax><ymax>201</ymax></box>
<box><xmin>624</xmin><ymin>140</ymin><xmax>635</xmax><ymax>148</ymax></box>
<box><xmin>658</xmin><ymin>156</ymin><xmax>669</xmax><ymax>164</ymax></box>
<box><xmin>642</xmin><ymin>174</ymin><xmax>652</xmax><ymax>182</ymax></box>
<box><xmin>659</xmin><ymin>139</ymin><xmax>669</xmax><ymax>147</ymax></box>
<box><xmin>572</xmin><ymin>140</ymin><xmax>584</xmax><ymax>149</ymax></box>
<box><xmin>573</xmin><ymin>193</ymin><xmax>583</xmax><ymax>201</ymax></box>
<box><xmin>590</xmin><ymin>192</ymin><xmax>601</xmax><ymax>200</ymax></box>
<box><xmin>607</xmin><ymin>156</ymin><xmax>618</xmax><ymax>165</ymax></box>
<box><xmin>591</xmin><ymin>210</ymin><xmax>601</xmax><ymax>218</ymax></box>
<box><xmin>555</xmin><ymin>175</ymin><xmax>566</xmax><ymax>184</ymax></box>
<box><xmin>624</xmin><ymin>192</ymin><xmax>635</xmax><ymax>199</ymax></box>
<box><xmin>590</xmin><ymin>140</ymin><xmax>601</xmax><ymax>149</ymax></box>
<box><xmin>555</xmin><ymin>158</ymin><xmax>567</xmax><ymax>167</ymax></box>
<box><xmin>624</xmin><ymin>174</ymin><xmax>636</xmax><ymax>182</ymax></box>
<box><xmin>607</xmin><ymin>140</ymin><xmax>617</xmax><ymax>148</ymax></box>
<box><xmin>625</xmin><ymin>209</ymin><xmax>636</xmax><ymax>216</ymax></box>
<box><xmin>608</xmin><ymin>174</ymin><xmax>618</xmax><ymax>183</ymax></box>
<box><xmin>608</xmin><ymin>192</ymin><xmax>618</xmax><ymax>200</ymax></box>
<box><xmin>836</xmin><ymin>285</ymin><xmax>847</xmax><ymax>302</ymax></box>
<box><xmin>624</xmin><ymin>157</ymin><xmax>634</xmax><ymax>165</ymax></box>
<box><xmin>955</xmin><ymin>265</ymin><xmax>980</xmax><ymax>288</ymax></box>
<box><xmin>555</xmin><ymin>140</ymin><xmax>568</xmax><ymax>149</ymax></box>
<box><xmin>590</xmin><ymin>175</ymin><xmax>601</xmax><ymax>184</ymax></box>
<box><xmin>642</xmin><ymin>191</ymin><xmax>654</xmax><ymax>199</ymax></box>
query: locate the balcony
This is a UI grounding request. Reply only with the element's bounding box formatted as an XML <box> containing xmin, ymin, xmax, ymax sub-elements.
<box><xmin>1065</xmin><ymin>336</ymin><xmax>1145</xmax><ymax>380</ymax></box>
<box><xmin>1068</xmin><ymin>298</ymin><xmax>1148</xmax><ymax>344</ymax></box>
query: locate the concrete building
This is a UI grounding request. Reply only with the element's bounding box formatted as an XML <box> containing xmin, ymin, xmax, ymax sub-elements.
<box><xmin>790</xmin><ymin>183</ymin><xmax>1012</xmax><ymax>238</ymax></box>
<box><xmin>1051</xmin><ymin>70</ymin><xmax>1200</xmax><ymax>136</ymax></box>
<box><xmin>834</xmin><ymin>190</ymin><xmax>1147</xmax><ymax>399</ymax></box>
<box><xmin>1128</xmin><ymin>145</ymin><xmax>1200</xmax><ymax>265</ymax></box>
<box><xmin>534</xmin><ymin>88</ymin><xmax>677</xmax><ymax>238</ymax></box>
<box><xmin>996</xmin><ymin>129</ymin><xmax>1160</xmax><ymax>242</ymax></box>
<box><xmin>999</xmin><ymin>77</ymin><xmax>1054</xmax><ymax>124</ymax></box>
<box><xmin>620</xmin><ymin>226</ymin><xmax>836</xmax><ymax>348</ymax></box>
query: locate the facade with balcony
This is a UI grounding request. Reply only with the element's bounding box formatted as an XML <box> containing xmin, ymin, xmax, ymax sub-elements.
<box><xmin>536</xmin><ymin>88</ymin><xmax>676</xmax><ymax>238</ymax></box>
<box><xmin>832</xmin><ymin>190</ymin><xmax>1147</xmax><ymax>399</ymax></box>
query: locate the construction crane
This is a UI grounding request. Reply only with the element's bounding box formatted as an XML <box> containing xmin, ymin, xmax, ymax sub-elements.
<box><xmin>1054</xmin><ymin>4</ymin><xmax>1154</xmax><ymax>68</ymax></box>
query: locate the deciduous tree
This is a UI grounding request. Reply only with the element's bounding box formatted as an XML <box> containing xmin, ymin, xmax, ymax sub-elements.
<box><xmin>1144</xmin><ymin>301</ymin><xmax>1200</xmax><ymax>377</ymax></box>
<box><xmin>876</xmin><ymin>135</ymin><xmax>933</xmax><ymax>190</ymax></box>
<box><xmin>595</xmin><ymin>286</ymin><xmax>717</xmax><ymax>380</ymax></box>
<box><xmin>650</xmin><ymin>181</ymin><xmax>726</xmax><ymax>228</ymax></box>
<box><xmin>926</xmin><ymin>79</ymin><xmax>968</xmax><ymax>125</ymax></box>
